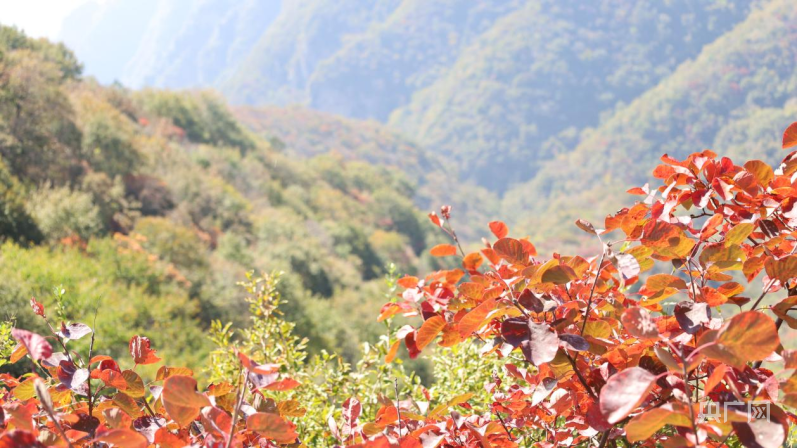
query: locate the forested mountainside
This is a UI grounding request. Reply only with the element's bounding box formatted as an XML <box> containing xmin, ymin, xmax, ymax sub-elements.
<box><xmin>505</xmin><ymin>0</ymin><xmax>797</xmax><ymax>252</ymax></box>
<box><xmin>59</xmin><ymin>0</ymin><xmax>754</xmax><ymax>192</ymax></box>
<box><xmin>44</xmin><ymin>0</ymin><xmax>797</xmax><ymax>249</ymax></box>
<box><xmin>225</xmin><ymin>0</ymin><xmax>754</xmax><ymax>191</ymax></box>
<box><xmin>0</xmin><ymin>26</ymin><xmax>438</xmax><ymax>368</ymax></box>
<box><xmin>233</xmin><ymin>105</ymin><xmax>501</xmax><ymax>237</ymax></box>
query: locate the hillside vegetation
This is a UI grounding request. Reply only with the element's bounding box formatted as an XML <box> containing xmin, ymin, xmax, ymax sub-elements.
<box><xmin>60</xmin><ymin>0</ymin><xmax>754</xmax><ymax>194</ymax></box>
<box><xmin>506</xmin><ymin>0</ymin><xmax>797</xmax><ymax>252</ymax></box>
<box><xmin>0</xmin><ymin>26</ymin><xmax>437</xmax><ymax>367</ymax></box>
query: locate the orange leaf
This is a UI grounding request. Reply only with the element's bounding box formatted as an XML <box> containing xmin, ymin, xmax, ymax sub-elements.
<box><xmin>459</xmin><ymin>282</ymin><xmax>485</xmax><ymax>300</ymax></box>
<box><xmin>457</xmin><ymin>298</ymin><xmax>497</xmax><ymax>337</ymax></box>
<box><xmin>154</xmin><ymin>427</ymin><xmax>189</xmax><ymax>448</ymax></box>
<box><xmin>92</xmin><ymin>429</ymin><xmax>148</xmax><ymax>448</ymax></box>
<box><xmin>264</xmin><ymin>378</ymin><xmax>300</xmax><ymax>391</ymax></box>
<box><xmin>489</xmin><ymin>221</ymin><xmax>508</xmax><ymax>239</ymax></box>
<box><xmin>430</xmin><ymin>244</ymin><xmax>457</xmax><ymax>257</ymax></box>
<box><xmin>439</xmin><ymin>323</ymin><xmax>463</xmax><ymax>347</ymax></box>
<box><xmin>625</xmin><ymin>407</ymin><xmax>692</xmax><ymax>443</ymax></box>
<box><xmin>374</xmin><ymin>406</ymin><xmax>398</xmax><ymax>428</ymax></box>
<box><xmin>162</xmin><ymin>375</ymin><xmax>210</xmax><ymax>427</ymax></box>
<box><xmin>493</xmin><ymin>238</ymin><xmax>525</xmax><ymax>264</ymax></box>
<box><xmin>416</xmin><ymin>316</ymin><xmax>446</xmax><ymax>350</ymax></box>
<box><xmin>129</xmin><ymin>335</ymin><xmax>161</xmax><ymax>366</ymax></box>
<box><xmin>385</xmin><ymin>339</ymin><xmax>400</xmax><ymax>363</ymax></box>
<box><xmin>784</xmin><ymin>122</ymin><xmax>797</xmax><ymax>149</ymax></box>
<box><xmin>703</xmin><ymin>311</ymin><xmax>780</xmax><ymax>369</ymax></box>
<box><xmin>703</xmin><ymin>365</ymin><xmax>728</xmax><ymax>397</ymax></box>
<box><xmin>98</xmin><ymin>369</ymin><xmax>127</xmax><ymax>390</ymax></box>
<box><xmin>246</xmin><ymin>413</ymin><xmax>298</xmax><ymax>444</ymax></box>
<box><xmin>9</xmin><ymin>344</ymin><xmax>27</xmax><ymax>364</ymax></box>
<box><xmin>397</xmin><ymin>276</ymin><xmax>419</xmax><ymax>289</ymax></box>
<box><xmin>462</xmin><ymin>252</ymin><xmax>483</xmax><ymax>271</ymax></box>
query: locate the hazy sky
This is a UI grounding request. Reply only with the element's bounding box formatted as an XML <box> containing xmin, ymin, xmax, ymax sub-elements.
<box><xmin>0</xmin><ymin>0</ymin><xmax>96</xmax><ymax>40</ymax></box>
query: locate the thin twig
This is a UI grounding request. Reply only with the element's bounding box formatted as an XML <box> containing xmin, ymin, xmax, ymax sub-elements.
<box><xmin>581</xmin><ymin>250</ymin><xmax>606</xmax><ymax>335</ymax></box>
<box><xmin>87</xmin><ymin>310</ymin><xmax>97</xmax><ymax>421</ymax></box>
<box><xmin>142</xmin><ymin>399</ymin><xmax>162</xmax><ymax>427</ymax></box>
<box><xmin>564</xmin><ymin>352</ymin><xmax>597</xmax><ymax>400</ymax></box>
<box><xmin>597</xmin><ymin>429</ymin><xmax>610</xmax><ymax>448</ymax></box>
<box><xmin>493</xmin><ymin>410</ymin><xmax>514</xmax><ymax>442</ymax></box>
<box><xmin>394</xmin><ymin>378</ymin><xmax>403</xmax><ymax>437</ymax></box>
<box><xmin>41</xmin><ymin>399</ymin><xmax>74</xmax><ymax>448</ymax></box>
<box><xmin>749</xmin><ymin>279</ymin><xmax>777</xmax><ymax>311</ymax></box>
<box><xmin>226</xmin><ymin>367</ymin><xmax>248</xmax><ymax>448</ymax></box>
<box><xmin>679</xmin><ymin>346</ymin><xmax>700</xmax><ymax>445</ymax></box>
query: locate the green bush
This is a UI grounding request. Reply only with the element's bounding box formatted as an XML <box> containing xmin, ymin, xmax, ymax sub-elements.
<box><xmin>26</xmin><ymin>184</ymin><xmax>102</xmax><ymax>241</ymax></box>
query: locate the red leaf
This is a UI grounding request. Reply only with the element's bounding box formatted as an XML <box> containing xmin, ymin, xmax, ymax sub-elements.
<box><xmin>247</xmin><ymin>413</ymin><xmax>298</xmax><ymax>444</ymax></box>
<box><xmin>732</xmin><ymin>404</ymin><xmax>789</xmax><ymax>448</ymax></box>
<box><xmin>488</xmin><ymin>221</ymin><xmax>508</xmax><ymax>239</ymax></box>
<box><xmin>97</xmin><ymin>369</ymin><xmax>128</xmax><ymax>390</ymax></box>
<box><xmin>236</xmin><ymin>351</ymin><xmax>279</xmax><ymax>375</ymax></box>
<box><xmin>0</xmin><ymin>430</ymin><xmax>45</xmax><ymax>448</ymax></box>
<box><xmin>200</xmin><ymin>406</ymin><xmax>232</xmax><ymax>437</ymax></box>
<box><xmin>599</xmin><ymin>367</ymin><xmax>656</xmax><ymax>424</ymax></box>
<box><xmin>520</xmin><ymin>322</ymin><xmax>559</xmax><ymax>366</ymax></box>
<box><xmin>783</xmin><ymin>122</ymin><xmax>797</xmax><ymax>149</ymax></box>
<box><xmin>673</xmin><ymin>301</ymin><xmax>711</xmax><ymax>335</ymax></box>
<box><xmin>428</xmin><ymin>212</ymin><xmax>441</xmax><ymax>228</ymax></box>
<box><xmin>129</xmin><ymin>335</ymin><xmax>161</xmax><ymax>366</ymax></box>
<box><xmin>29</xmin><ymin>297</ymin><xmax>45</xmax><ymax>317</ymax></box>
<box><xmin>621</xmin><ymin>307</ymin><xmax>660</xmax><ymax>340</ymax></box>
<box><xmin>11</xmin><ymin>329</ymin><xmax>52</xmax><ymax>361</ymax></box>
<box><xmin>429</xmin><ymin>244</ymin><xmax>457</xmax><ymax>257</ymax></box>
<box><xmin>405</xmin><ymin>331</ymin><xmax>421</xmax><ymax>359</ymax></box>
<box><xmin>341</xmin><ymin>397</ymin><xmax>361</xmax><ymax>436</ymax></box>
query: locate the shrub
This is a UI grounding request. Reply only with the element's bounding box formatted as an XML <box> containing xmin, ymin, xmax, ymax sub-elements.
<box><xmin>26</xmin><ymin>184</ymin><xmax>102</xmax><ymax>242</ymax></box>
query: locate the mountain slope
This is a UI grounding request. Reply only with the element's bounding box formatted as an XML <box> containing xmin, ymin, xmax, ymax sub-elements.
<box><xmin>220</xmin><ymin>0</ymin><xmax>402</xmax><ymax>105</ymax></box>
<box><xmin>233</xmin><ymin>104</ymin><xmax>436</xmax><ymax>180</ymax></box>
<box><xmin>232</xmin><ymin>104</ymin><xmax>501</xmax><ymax>241</ymax></box>
<box><xmin>0</xmin><ymin>26</ymin><xmax>437</xmax><ymax>366</ymax></box>
<box><xmin>304</xmin><ymin>0</ymin><xmax>525</xmax><ymax>121</ymax></box>
<box><xmin>505</xmin><ymin>0</ymin><xmax>797</xmax><ymax>252</ymax></box>
<box><xmin>388</xmin><ymin>0</ymin><xmax>751</xmax><ymax>191</ymax></box>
